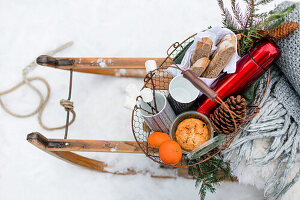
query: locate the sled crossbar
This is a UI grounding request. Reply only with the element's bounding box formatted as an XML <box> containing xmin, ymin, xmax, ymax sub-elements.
<box><xmin>27</xmin><ymin>132</ymin><xmax>146</xmax><ymax>153</ymax></box>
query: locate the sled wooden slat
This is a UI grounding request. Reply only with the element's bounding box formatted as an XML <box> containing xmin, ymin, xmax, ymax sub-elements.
<box><xmin>27</xmin><ymin>132</ymin><xmax>145</xmax><ymax>153</ymax></box>
<box><xmin>55</xmin><ymin>57</ymin><xmax>165</xmax><ymax>69</ymax></box>
<box><xmin>73</xmin><ymin>68</ymin><xmax>147</xmax><ymax>77</ymax></box>
<box><xmin>53</xmin><ymin>151</ymin><xmax>109</xmax><ymax>172</ymax></box>
<box><xmin>37</xmin><ymin>56</ymin><xmax>166</xmax><ymax>77</ymax></box>
<box><xmin>47</xmin><ymin>138</ymin><xmax>146</xmax><ymax>153</ymax></box>
<box><xmin>26</xmin><ymin>132</ymin><xmax>187</xmax><ymax>177</ymax></box>
<box><xmin>26</xmin><ymin>133</ymin><xmax>236</xmax><ymax>180</ymax></box>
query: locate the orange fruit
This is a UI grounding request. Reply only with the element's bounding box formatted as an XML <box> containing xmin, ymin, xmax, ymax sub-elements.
<box><xmin>147</xmin><ymin>132</ymin><xmax>171</xmax><ymax>148</ymax></box>
<box><xmin>159</xmin><ymin>140</ymin><xmax>182</xmax><ymax>165</ymax></box>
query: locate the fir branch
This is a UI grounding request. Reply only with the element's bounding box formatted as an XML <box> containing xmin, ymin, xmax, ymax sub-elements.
<box><xmin>267</xmin><ymin>18</ymin><xmax>284</xmax><ymax>30</ymax></box>
<box><xmin>231</xmin><ymin>0</ymin><xmax>246</xmax><ymax>29</ymax></box>
<box><xmin>217</xmin><ymin>0</ymin><xmax>240</xmax><ymax>31</ymax></box>
<box><xmin>189</xmin><ymin>156</ymin><xmax>234</xmax><ymax>200</ymax></box>
<box><xmin>262</xmin><ymin>4</ymin><xmax>295</xmax><ymax>29</ymax></box>
<box><xmin>247</xmin><ymin>0</ymin><xmax>256</xmax><ymax>28</ymax></box>
<box><xmin>216</xmin><ymin>0</ymin><xmax>296</xmax><ymax>56</ymax></box>
<box><xmin>255</xmin><ymin>0</ymin><xmax>274</xmax><ymax>6</ymax></box>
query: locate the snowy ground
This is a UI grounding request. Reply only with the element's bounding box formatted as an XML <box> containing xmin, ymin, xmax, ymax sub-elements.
<box><xmin>0</xmin><ymin>0</ymin><xmax>296</xmax><ymax>199</ymax></box>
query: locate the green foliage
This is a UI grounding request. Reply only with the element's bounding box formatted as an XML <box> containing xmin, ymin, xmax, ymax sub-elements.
<box><xmin>263</xmin><ymin>4</ymin><xmax>296</xmax><ymax>30</ymax></box>
<box><xmin>216</xmin><ymin>0</ymin><xmax>295</xmax><ymax>56</ymax></box>
<box><xmin>188</xmin><ymin>156</ymin><xmax>234</xmax><ymax>200</ymax></box>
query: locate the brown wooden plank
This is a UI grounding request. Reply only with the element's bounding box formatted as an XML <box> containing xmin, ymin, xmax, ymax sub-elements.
<box><xmin>73</xmin><ymin>68</ymin><xmax>147</xmax><ymax>77</ymax></box>
<box><xmin>46</xmin><ymin>138</ymin><xmax>145</xmax><ymax>153</ymax></box>
<box><xmin>26</xmin><ymin>132</ymin><xmax>110</xmax><ymax>173</ymax></box>
<box><xmin>36</xmin><ymin>56</ymin><xmax>177</xmax><ymax>78</ymax></box>
<box><xmin>52</xmin><ymin>151</ymin><xmax>110</xmax><ymax>172</ymax></box>
<box><xmin>56</xmin><ymin>57</ymin><xmax>165</xmax><ymax>70</ymax></box>
<box><xmin>26</xmin><ymin>132</ymin><xmax>165</xmax><ymax>176</ymax></box>
<box><xmin>37</xmin><ymin>56</ymin><xmax>166</xmax><ymax>77</ymax></box>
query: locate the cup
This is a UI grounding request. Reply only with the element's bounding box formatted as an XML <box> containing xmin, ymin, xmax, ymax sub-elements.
<box><xmin>138</xmin><ymin>92</ymin><xmax>176</xmax><ymax>133</ymax></box>
<box><xmin>168</xmin><ymin>75</ymin><xmax>200</xmax><ymax>114</ymax></box>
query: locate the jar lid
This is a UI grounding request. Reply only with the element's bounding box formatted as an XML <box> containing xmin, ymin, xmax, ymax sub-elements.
<box><xmin>186</xmin><ymin>134</ymin><xmax>226</xmax><ymax>160</ymax></box>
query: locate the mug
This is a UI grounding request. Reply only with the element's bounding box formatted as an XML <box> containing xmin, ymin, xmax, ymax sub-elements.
<box><xmin>138</xmin><ymin>92</ymin><xmax>176</xmax><ymax>133</ymax></box>
<box><xmin>168</xmin><ymin>75</ymin><xmax>200</xmax><ymax>114</ymax></box>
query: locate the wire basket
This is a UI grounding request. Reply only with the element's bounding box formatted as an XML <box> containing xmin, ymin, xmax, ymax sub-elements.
<box><xmin>131</xmin><ymin>34</ymin><xmax>268</xmax><ymax>167</ymax></box>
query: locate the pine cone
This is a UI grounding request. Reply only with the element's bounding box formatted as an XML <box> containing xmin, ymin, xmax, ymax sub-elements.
<box><xmin>210</xmin><ymin>95</ymin><xmax>247</xmax><ymax>135</ymax></box>
<box><xmin>262</xmin><ymin>22</ymin><xmax>299</xmax><ymax>42</ymax></box>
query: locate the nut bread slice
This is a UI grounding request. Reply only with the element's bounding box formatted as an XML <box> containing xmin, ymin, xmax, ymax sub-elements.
<box><xmin>190</xmin><ymin>37</ymin><xmax>213</xmax><ymax>66</ymax></box>
<box><xmin>190</xmin><ymin>57</ymin><xmax>210</xmax><ymax>77</ymax></box>
<box><xmin>202</xmin><ymin>34</ymin><xmax>236</xmax><ymax>78</ymax></box>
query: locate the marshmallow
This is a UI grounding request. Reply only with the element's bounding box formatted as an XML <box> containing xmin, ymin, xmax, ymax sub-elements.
<box><xmin>140</xmin><ymin>88</ymin><xmax>153</xmax><ymax>103</ymax></box>
<box><xmin>145</xmin><ymin>60</ymin><xmax>157</xmax><ymax>73</ymax></box>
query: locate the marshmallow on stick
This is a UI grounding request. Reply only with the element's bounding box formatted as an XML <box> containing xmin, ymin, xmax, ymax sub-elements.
<box><xmin>145</xmin><ymin>60</ymin><xmax>157</xmax><ymax>73</ymax></box>
<box><xmin>140</xmin><ymin>88</ymin><xmax>153</xmax><ymax>103</ymax></box>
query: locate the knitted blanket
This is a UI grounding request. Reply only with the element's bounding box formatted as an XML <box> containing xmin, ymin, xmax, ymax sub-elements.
<box><xmin>223</xmin><ymin>2</ymin><xmax>300</xmax><ymax>200</ymax></box>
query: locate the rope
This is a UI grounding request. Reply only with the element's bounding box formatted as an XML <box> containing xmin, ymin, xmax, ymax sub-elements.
<box><xmin>0</xmin><ymin>41</ymin><xmax>76</xmax><ymax>131</ymax></box>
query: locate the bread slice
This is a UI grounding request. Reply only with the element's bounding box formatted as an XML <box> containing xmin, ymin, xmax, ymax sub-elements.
<box><xmin>190</xmin><ymin>37</ymin><xmax>213</xmax><ymax>66</ymax></box>
<box><xmin>190</xmin><ymin>57</ymin><xmax>210</xmax><ymax>77</ymax></box>
<box><xmin>202</xmin><ymin>34</ymin><xmax>236</xmax><ymax>78</ymax></box>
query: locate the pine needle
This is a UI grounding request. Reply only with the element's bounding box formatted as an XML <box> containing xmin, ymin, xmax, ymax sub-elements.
<box><xmin>189</xmin><ymin>156</ymin><xmax>234</xmax><ymax>200</ymax></box>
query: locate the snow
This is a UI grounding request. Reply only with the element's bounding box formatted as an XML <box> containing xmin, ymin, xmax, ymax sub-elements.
<box><xmin>0</xmin><ymin>0</ymin><xmax>294</xmax><ymax>200</ymax></box>
<box><xmin>124</xmin><ymin>83</ymin><xmax>140</xmax><ymax>109</ymax></box>
<box><xmin>125</xmin><ymin>83</ymin><xmax>140</xmax><ymax>99</ymax></box>
<box><xmin>96</xmin><ymin>58</ymin><xmax>107</xmax><ymax>68</ymax></box>
<box><xmin>124</xmin><ymin>96</ymin><xmax>136</xmax><ymax>110</ymax></box>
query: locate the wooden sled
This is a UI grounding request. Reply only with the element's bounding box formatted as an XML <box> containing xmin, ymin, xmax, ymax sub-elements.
<box><xmin>27</xmin><ymin>56</ymin><xmax>190</xmax><ymax>179</ymax></box>
<box><xmin>27</xmin><ymin>56</ymin><xmax>236</xmax><ymax>181</ymax></box>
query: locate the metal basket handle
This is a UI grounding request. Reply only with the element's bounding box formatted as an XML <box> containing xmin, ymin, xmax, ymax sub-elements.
<box><xmin>182</xmin><ymin>70</ymin><xmax>218</xmax><ymax>101</ymax></box>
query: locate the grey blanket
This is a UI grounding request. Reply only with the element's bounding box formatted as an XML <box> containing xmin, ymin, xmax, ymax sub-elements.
<box><xmin>223</xmin><ymin>2</ymin><xmax>300</xmax><ymax>199</ymax></box>
<box><xmin>276</xmin><ymin>2</ymin><xmax>300</xmax><ymax>97</ymax></box>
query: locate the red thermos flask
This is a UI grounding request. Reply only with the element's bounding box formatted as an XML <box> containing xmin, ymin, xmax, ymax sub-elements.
<box><xmin>197</xmin><ymin>40</ymin><xmax>281</xmax><ymax>116</ymax></box>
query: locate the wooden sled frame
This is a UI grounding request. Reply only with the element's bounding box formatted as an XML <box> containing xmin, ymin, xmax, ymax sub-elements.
<box><xmin>27</xmin><ymin>132</ymin><xmax>190</xmax><ymax>178</ymax></box>
<box><xmin>27</xmin><ymin>57</ymin><xmax>191</xmax><ymax>179</ymax></box>
<box><xmin>27</xmin><ymin>56</ymin><xmax>237</xmax><ymax>181</ymax></box>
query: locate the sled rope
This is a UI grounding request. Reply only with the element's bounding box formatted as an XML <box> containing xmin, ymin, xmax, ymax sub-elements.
<box><xmin>0</xmin><ymin>41</ymin><xmax>76</xmax><ymax>131</ymax></box>
<box><xmin>60</xmin><ymin>99</ymin><xmax>74</xmax><ymax>112</ymax></box>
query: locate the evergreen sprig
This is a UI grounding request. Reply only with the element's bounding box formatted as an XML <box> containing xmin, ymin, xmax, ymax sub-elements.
<box><xmin>188</xmin><ymin>156</ymin><xmax>234</xmax><ymax>200</ymax></box>
<box><xmin>216</xmin><ymin>0</ymin><xmax>295</xmax><ymax>56</ymax></box>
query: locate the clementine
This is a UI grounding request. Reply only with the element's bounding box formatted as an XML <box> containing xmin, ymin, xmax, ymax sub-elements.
<box><xmin>159</xmin><ymin>140</ymin><xmax>182</xmax><ymax>165</ymax></box>
<box><xmin>147</xmin><ymin>132</ymin><xmax>171</xmax><ymax>148</ymax></box>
